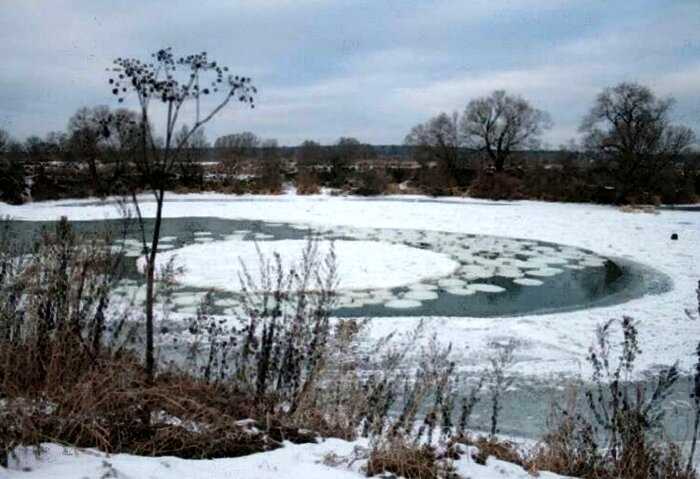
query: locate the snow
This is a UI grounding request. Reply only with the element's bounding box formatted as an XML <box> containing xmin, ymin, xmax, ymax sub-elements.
<box><xmin>1</xmin><ymin>192</ymin><xmax>699</xmax><ymax>378</ymax></box>
<box><xmin>0</xmin><ymin>192</ymin><xmax>696</xmax><ymax>478</ymax></box>
<box><xmin>2</xmin><ymin>440</ymin><xmax>572</xmax><ymax>479</ymax></box>
<box><xmin>138</xmin><ymin>239</ymin><xmax>459</xmax><ymax>292</ymax></box>
<box><xmin>513</xmin><ymin>278</ymin><xmax>544</xmax><ymax>286</ymax></box>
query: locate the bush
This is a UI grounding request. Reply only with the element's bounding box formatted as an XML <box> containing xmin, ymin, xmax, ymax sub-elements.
<box><xmin>521</xmin><ymin>164</ymin><xmax>597</xmax><ymax>203</ymax></box>
<box><xmin>468</xmin><ymin>171</ymin><xmax>524</xmax><ymax>200</ymax></box>
<box><xmin>528</xmin><ymin>317</ymin><xmax>695</xmax><ymax>479</ymax></box>
<box><xmin>177</xmin><ymin>159</ymin><xmax>205</xmax><ymax>189</ymax></box>
<box><xmin>366</xmin><ymin>437</ymin><xmax>456</xmax><ymax>479</ymax></box>
<box><xmin>0</xmin><ymin>157</ymin><xmax>26</xmax><ymax>204</ymax></box>
<box><xmin>0</xmin><ymin>218</ymin><xmax>127</xmax><ymax>394</ymax></box>
<box><xmin>354</xmin><ymin>168</ymin><xmax>390</xmax><ymax>196</ymax></box>
<box><xmin>254</xmin><ymin>157</ymin><xmax>283</xmax><ymax>194</ymax></box>
<box><xmin>417</xmin><ymin>164</ymin><xmax>458</xmax><ymax>196</ymax></box>
<box><xmin>295</xmin><ymin>168</ymin><xmax>321</xmax><ymax>195</ymax></box>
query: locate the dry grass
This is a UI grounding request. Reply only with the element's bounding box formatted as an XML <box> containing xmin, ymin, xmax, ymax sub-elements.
<box><xmin>468</xmin><ymin>171</ymin><xmax>525</xmax><ymax>200</ymax></box>
<box><xmin>365</xmin><ymin>437</ymin><xmax>458</xmax><ymax>479</ymax></box>
<box><xmin>0</xmin><ymin>349</ymin><xmax>319</xmax><ymax>463</ymax></box>
<box><xmin>295</xmin><ymin>168</ymin><xmax>322</xmax><ymax>194</ymax></box>
<box><xmin>527</xmin><ymin>426</ymin><xmax>695</xmax><ymax>479</ymax></box>
<box><xmin>467</xmin><ymin>436</ymin><xmax>524</xmax><ymax>467</ymax></box>
<box><xmin>619</xmin><ymin>204</ymin><xmax>659</xmax><ymax>214</ymax></box>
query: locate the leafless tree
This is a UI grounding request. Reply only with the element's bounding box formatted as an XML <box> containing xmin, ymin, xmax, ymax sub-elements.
<box><xmin>214</xmin><ymin>131</ymin><xmax>260</xmax><ymax>157</ymax></box>
<box><xmin>580</xmin><ymin>82</ymin><xmax>695</xmax><ymax>194</ymax></box>
<box><xmin>461</xmin><ymin>90</ymin><xmax>551</xmax><ymax>172</ymax></box>
<box><xmin>67</xmin><ymin>105</ymin><xmax>141</xmax><ymax>192</ymax></box>
<box><xmin>405</xmin><ymin>112</ymin><xmax>461</xmax><ymax>175</ymax></box>
<box><xmin>107</xmin><ymin>48</ymin><xmax>255</xmax><ymax>380</ymax></box>
<box><xmin>296</xmin><ymin>140</ymin><xmax>325</xmax><ymax>168</ymax></box>
<box><xmin>175</xmin><ymin>124</ymin><xmax>209</xmax><ymax>159</ymax></box>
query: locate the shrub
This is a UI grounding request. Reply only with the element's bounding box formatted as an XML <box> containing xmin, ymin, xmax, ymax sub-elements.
<box><xmin>417</xmin><ymin>164</ymin><xmax>458</xmax><ymax>196</ymax></box>
<box><xmin>0</xmin><ymin>156</ymin><xmax>26</xmax><ymax>204</ymax></box>
<box><xmin>528</xmin><ymin>317</ymin><xmax>695</xmax><ymax>479</ymax></box>
<box><xmin>366</xmin><ymin>436</ymin><xmax>457</xmax><ymax>479</ymax></box>
<box><xmin>521</xmin><ymin>164</ymin><xmax>597</xmax><ymax>203</ymax></box>
<box><xmin>177</xmin><ymin>159</ymin><xmax>205</xmax><ymax>189</ymax></box>
<box><xmin>254</xmin><ymin>157</ymin><xmax>283</xmax><ymax>194</ymax></box>
<box><xmin>486</xmin><ymin>340</ymin><xmax>516</xmax><ymax>437</ymax></box>
<box><xmin>0</xmin><ymin>217</ymin><xmax>128</xmax><ymax>393</ymax></box>
<box><xmin>295</xmin><ymin>168</ymin><xmax>321</xmax><ymax>195</ymax></box>
<box><xmin>354</xmin><ymin>168</ymin><xmax>390</xmax><ymax>196</ymax></box>
<box><xmin>468</xmin><ymin>171</ymin><xmax>524</xmax><ymax>200</ymax></box>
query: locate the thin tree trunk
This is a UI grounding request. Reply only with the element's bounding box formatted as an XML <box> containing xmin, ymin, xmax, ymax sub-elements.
<box><xmin>144</xmin><ymin>192</ymin><xmax>164</xmax><ymax>382</ymax></box>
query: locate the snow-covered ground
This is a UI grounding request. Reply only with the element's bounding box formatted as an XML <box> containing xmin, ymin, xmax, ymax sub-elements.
<box><xmin>2</xmin><ymin>192</ymin><xmax>698</xmax><ymax>378</ymax></box>
<box><xmin>4</xmin><ymin>440</ymin><xmax>570</xmax><ymax>479</ymax></box>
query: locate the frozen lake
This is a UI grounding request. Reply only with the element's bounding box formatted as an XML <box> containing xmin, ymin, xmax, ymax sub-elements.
<box><xmin>2</xmin><ymin>193</ymin><xmax>699</xmax><ymax>440</ymax></box>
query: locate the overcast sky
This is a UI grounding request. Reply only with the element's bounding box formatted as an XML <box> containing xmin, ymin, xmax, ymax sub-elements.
<box><xmin>1</xmin><ymin>0</ymin><xmax>698</xmax><ymax>147</ymax></box>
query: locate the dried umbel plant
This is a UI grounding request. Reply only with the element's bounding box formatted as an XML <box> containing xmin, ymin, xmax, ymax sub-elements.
<box><xmin>106</xmin><ymin>48</ymin><xmax>256</xmax><ymax>380</ymax></box>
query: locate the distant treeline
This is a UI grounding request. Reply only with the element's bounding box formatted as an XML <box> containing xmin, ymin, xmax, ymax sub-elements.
<box><xmin>182</xmin><ymin>145</ymin><xmax>700</xmax><ymax>166</ymax></box>
<box><xmin>0</xmin><ymin>82</ymin><xmax>698</xmax><ymax>205</ymax></box>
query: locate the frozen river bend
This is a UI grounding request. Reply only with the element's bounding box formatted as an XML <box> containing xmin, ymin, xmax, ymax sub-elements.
<box><xmin>2</xmin><ymin>193</ymin><xmax>699</xmax><ymax>379</ymax></box>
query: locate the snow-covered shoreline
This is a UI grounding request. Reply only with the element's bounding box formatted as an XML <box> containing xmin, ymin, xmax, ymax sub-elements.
<box><xmin>4</xmin><ymin>439</ymin><xmax>572</xmax><ymax>479</ymax></box>
<box><xmin>1</xmin><ymin>192</ymin><xmax>699</xmax><ymax>378</ymax></box>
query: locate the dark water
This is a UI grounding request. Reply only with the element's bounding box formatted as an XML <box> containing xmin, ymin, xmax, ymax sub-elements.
<box><xmin>4</xmin><ymin>216</ymin><xmax>671</xmax><ymax>318</ymax></box>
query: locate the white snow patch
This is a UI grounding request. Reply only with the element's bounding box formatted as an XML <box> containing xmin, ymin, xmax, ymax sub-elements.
<box><xmin>2</xmin><ymin>440</ymin><xmax>572</xmax><ymax>479</ymax></box>
<box><xmin>384</xmin><ymin>298</ymin><xmax>423</xmax><ymax>309</ymax></box>
<box><xmin>513</xmin><ymin>278</ymin><xmax>544</xmax><ymax>287</ymax></box>
<box><xmin>470</xmin><ymin>283</ymin><xmax>507</xmax><ymax>293</ymax></box>
<box><xmin>140</xmin><ymin>239</ymin><xmax>459</xmax><ymax>292</ymax></box>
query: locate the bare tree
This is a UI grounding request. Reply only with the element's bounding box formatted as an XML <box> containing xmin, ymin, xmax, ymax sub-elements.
<box><xmin>326</xmin><ymin>137</ymin><xmax>364</xmax><ymax>186</ymax></box>
<box><xmin>462</xmin><ymin>90</ymin><xmax>551</xmax><ymax>172</ymax></box>
<box><xmin>296</xmin><ymin>139</ymin><xmax>325</xmax><ymax>168</ymax></box>
<box><xmin>214</xmin><ymin>131</ymin><xmax>260</xmax><ymax>157</ymax></box>
<box><xmin>175</xmin><ymin>124</ymin><xmax>209</xmax><ymax>158</ymax></box>
<box><xmin>107</xmin><ymin>48</ymin><xmax>255</xmax><ymax>380</ymax></box>
<box><xmin>580</xmin><ymin>82</ymin><xmax>695</xmax><ymax>195</ymax></box>
<box><xmin>405</xmin><ymin>112</ymin><xmax>461</xmax><ymax>176</ymax></box>
<box><xmin>67</xmin><ymin>105</ymin><xmax>141</xmax><ymax>193</ymax></box>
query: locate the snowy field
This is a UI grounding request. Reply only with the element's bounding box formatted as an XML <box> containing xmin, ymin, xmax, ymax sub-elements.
<box><xmin>2</xmin><ymin>192</ymin><xmax>698</xmax><ymax>378</ymax></box>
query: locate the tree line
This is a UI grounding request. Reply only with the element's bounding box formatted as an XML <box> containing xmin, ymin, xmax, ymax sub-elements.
<box><xmin>404</xmin><ymin>83</ymin><xmax>696</xmax><ymax>202</ymax></box>
<box><xmin>0</xmin><ymin>80</ymin><xmax>697</xmax><ymax>205</ymax></box>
